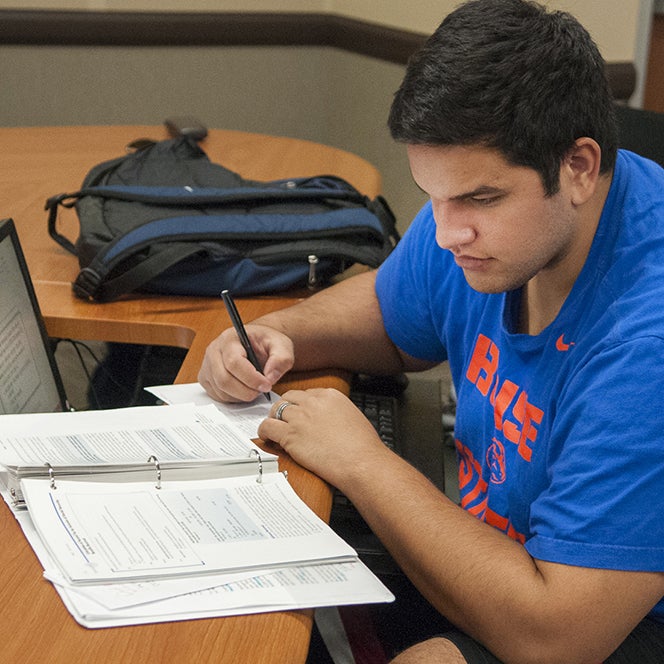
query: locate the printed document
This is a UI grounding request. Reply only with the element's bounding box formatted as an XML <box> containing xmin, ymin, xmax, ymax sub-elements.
<box><xmin>145</xmin><ymin>382</ymin><xmax>275</xmax><ymax>440</ymax></box>
<box><xmin>22</xmin><ymin>472</ymin><xmax>356</xmax><ymax>584</ymax></box>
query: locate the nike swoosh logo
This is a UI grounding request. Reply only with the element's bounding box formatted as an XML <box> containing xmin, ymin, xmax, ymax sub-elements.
<box><xmin>556</xmin><ymin>334</ymin><xmax>575</xmax><ymax>351</ymax></box>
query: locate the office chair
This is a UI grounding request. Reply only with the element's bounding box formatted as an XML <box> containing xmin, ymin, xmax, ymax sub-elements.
<box><xmin>614</xmin><ymin>104</ymin><xmax>664</xmax><ymax>167</ymax></box>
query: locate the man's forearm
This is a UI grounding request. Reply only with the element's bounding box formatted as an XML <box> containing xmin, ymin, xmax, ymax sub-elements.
<box><xmin>250</xmin><ymin>270</ymin><xmax>422</xmax><ymax>375</ymax></box>
<box><xmin>338</xmin><ymin>450</ymin><xmax>664</xmax><ymax>664</ymax></box>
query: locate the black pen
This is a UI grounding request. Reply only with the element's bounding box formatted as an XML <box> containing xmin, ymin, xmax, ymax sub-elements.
<box><xmin>221</xmin><ymin>290</ymin><xmax>271</xmax><ymax>402</ymax></box>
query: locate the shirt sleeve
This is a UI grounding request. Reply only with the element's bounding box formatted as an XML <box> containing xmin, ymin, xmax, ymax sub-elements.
<box><xmin>375</xmin><ymin>202</ymin><xmax>451</xmax><ymax>363</ymax></box>
<box><xmin>526</xmin><ymin>336</ymin><xmax>664</xmax><ymax>572</ymax></box>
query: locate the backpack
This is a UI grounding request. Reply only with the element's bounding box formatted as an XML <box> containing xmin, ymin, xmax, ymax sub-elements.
<box><xmin>46</xmin><ymin>137</ymin><xmax>399</xmax><ymax>302</ymax></box>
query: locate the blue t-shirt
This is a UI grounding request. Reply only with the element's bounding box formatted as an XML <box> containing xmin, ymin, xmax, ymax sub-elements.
<box><xmin>376</xmin><ymin>150</ymin><xmax>664</xmax><ymax>619</ymax></box>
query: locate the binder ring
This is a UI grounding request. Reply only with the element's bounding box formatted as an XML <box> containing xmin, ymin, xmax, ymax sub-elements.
<box><xmin>45</xmin><ymin>462</ymin><xmax>56</xmax><ymax>490</ymax></box>
<box><xmin>249</xmin><ymin>449</ymin><xmax>263</xmax><ymax>484</ymax></box>
<box><xmin>147</xmin><ymin>455</ymin><xmax>161</xmax><ymax>490</ymax></box>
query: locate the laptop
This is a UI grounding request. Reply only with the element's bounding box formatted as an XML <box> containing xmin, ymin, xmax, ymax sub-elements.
<box><xmin>0</xmin><ymin>218</ymin><xmax>69</xmax><ymax>413</ymax></box>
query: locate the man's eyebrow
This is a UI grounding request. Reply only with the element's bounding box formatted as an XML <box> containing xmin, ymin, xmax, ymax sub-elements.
<box><xmin>450</xmin><ymin>185</ymin><xmax>505</xmax><ymax>201</ymax></box>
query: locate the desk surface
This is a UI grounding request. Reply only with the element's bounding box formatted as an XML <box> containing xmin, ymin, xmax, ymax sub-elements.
<box><xmin>0</xmin><ymin>125</ymin><xmax>381</xmax><ymax>663</ymax></box>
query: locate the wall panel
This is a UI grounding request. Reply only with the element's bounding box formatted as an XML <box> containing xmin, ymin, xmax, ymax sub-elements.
<box><xmin>0</xmin><ymin>4</ymin><xmax>641</xmax><ymax>231</ymax></box>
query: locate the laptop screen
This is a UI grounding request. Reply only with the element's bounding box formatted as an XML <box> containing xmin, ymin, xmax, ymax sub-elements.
<box><xmin>0</xmin><ymin>218</ymin><xmax>69</xmax><ymax>413</ymax></box>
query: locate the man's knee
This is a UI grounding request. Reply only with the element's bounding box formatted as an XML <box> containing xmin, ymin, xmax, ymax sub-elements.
<box><xmin>390</xmin><ymin>637</ymin><xmax>468</xmax><ymax>663</ymax></box>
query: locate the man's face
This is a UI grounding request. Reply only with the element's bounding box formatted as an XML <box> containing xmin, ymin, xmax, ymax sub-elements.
<box><xmin>407</xmin><ymin>143</ymin><xmax>579</xmax><ymax>294</ymax></box>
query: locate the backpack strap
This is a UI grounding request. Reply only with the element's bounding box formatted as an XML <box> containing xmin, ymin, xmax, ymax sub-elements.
<box><xmin>45</xmin><ymin>192</ymin><xmax>80</xmax><ymax>255</ymax></box>
<box><xmin>73</xmin><ymin>243</ymin><xmax>201</xmax><ymax>301</ymax></box>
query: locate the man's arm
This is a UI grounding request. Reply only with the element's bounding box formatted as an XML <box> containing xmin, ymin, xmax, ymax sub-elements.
<box><xmin>259</xmin><ymin>388</ymin><xmax>664</xmax><ymax>664</ymax></box>
<box><xmin>252</xmin><ymin>269</ymin><xmax>433</xmax><ymax>373</ymax></box>
<box><xmin>354</xmin><ymin>451</ymin><xmax>664</xmax><ymax>664</ymax></box>
<box><xmin>199</xmin><ymin>270</ymin><xmax>435</xmax><ymax>402</ymax></box>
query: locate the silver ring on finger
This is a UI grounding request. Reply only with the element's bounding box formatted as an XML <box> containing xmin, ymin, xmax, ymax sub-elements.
<box><xmin>275</xmin><ymin>400</ymin><xmax>291</xmax><ymax>421</ymax></box>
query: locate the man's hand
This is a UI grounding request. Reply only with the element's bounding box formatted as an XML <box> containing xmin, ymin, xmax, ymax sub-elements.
<box><xmin>198</xmin><ymin>323</ymin><xmax>294</xmax><ymax>402</ymax></box>
<box><xmin>259</xmin><ymin>388</ymin><xmax>393</xmax><ymax>486</ymax></box>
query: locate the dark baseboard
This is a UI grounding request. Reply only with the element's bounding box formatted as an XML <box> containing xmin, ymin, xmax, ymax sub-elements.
<box><xmin>0</xmin><ymin>10</ymin><xmax>636</xmax><ymax>100</ymax></box>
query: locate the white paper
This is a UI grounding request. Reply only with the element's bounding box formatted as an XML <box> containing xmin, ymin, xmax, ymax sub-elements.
<box><xmin>0</xmin><ymin>397</ymin><xmax>395</xmax><ymax>628</ymax></box>
<box><xmin>22</xmin><ymin>472</ymin><xmax>356</xmax><ymax>584</ymax></box>
<box><xmin>0</xmin><ymin>403</ymin><xmax>280</xmax><ymax>511</ymax></box>
<box><xmin>45</xmin><ymin>568</ymin><xmax>261</xmax><ymax>610</ymax></box>
<box><xmin>4</xmin><ymin>491</ymin><xmax>393</xmax><ymax>629</ymax></box>
<box><xmin>0</xmin><ymin>403</ymin><xmax>258</xmax><ymax>468</ymax></box>
<box><xmin>145</xmin><ymin>383</ymin><xmax>276</xmax><ymax>440</ymax></box>
<box><xmin>52</xmin><ymin>559</ymin><xmax>394</xmax><ymax>629</ymax></box>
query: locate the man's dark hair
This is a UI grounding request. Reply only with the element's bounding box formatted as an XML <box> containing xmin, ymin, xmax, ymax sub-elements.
<box><xmin>388</xmin><ymin>0</ymin><xmax>618</xmax><ymax>195</ymax></box>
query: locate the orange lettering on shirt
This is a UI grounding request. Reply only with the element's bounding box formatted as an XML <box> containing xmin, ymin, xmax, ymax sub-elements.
<box><xmin>457</xmin><ymin>440</ymin><xmax>527</xmax><ymax>543</ymax></box>
<box><xmin>466</xmin><ymin>496</ymin><xmax>488</xmax><ymax>517</ymax></box>
<box><xmin>484</xmin><ymin>506</ymin><xmax>508</xmax><ymax>531</ymax></box>
<box><xmin>457</xmin><ymin>439</ymin><xmax>488</xmax><ymax>492</ymax></box>
<box><xmin>484</xmin><ymin>508</ymin><xmax>526</xmax><ymax>544</ymax></box>
<box><xmin>492</xmin><ymin>379</ymin><xmax>519</xmax><ymax>431</ymax></box>
<box><xmin>512</xmin><ymin>392</ymin><xmax>544</xmax><ymax>462</ymax></box>
<box><xmin>465</xmin><ymin>333</ymin><xmax>499</xmax><ymax>396</ymax></box>
<box><xmin>465</xmin><ymin>334</ymin><xmax>543</xmax><ymax>462</ymax></box>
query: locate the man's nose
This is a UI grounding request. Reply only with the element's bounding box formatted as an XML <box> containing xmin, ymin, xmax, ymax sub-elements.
<box><xmin>432</xmin><ymin>202</ymin><xmax>477</xmax><ymax>251</ymax></box>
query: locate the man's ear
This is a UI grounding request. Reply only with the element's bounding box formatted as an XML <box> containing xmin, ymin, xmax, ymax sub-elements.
<box><xmin>562</xmin><ymin>137</ymin><xmax>603</xmax><ymax>206</ymax></box>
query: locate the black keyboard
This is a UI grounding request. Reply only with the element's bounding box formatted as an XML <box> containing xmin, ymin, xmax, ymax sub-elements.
<box><xmin>349</xmin><ymin>390</ymin><xmax>400</xmax><ymax>452</ymax></box>
<box><xmin>333</xmin><ymin>390</ymin><xmax>400</xmax><ymax>510</ymax></box>
<box><xmin>332</xmin><ymin>390</ymin><xmax>403</xmax><ymax>576</ymax></box>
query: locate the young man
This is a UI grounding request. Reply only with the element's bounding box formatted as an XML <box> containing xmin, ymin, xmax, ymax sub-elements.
<box><xmin>199</xmin><ymin>1</ymin><xmax>664</xmax><ymax>661</ymax></box>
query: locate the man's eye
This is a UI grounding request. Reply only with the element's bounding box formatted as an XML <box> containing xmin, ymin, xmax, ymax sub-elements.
<box><xmin>472</xmin><ymin>196</ymin><xmax>501</xmax><ymax>206</ymax></box>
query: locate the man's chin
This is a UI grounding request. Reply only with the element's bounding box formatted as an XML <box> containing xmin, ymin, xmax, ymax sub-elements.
<box><xmin>462</xmin><ymin>271</ymin><xmax>520</xmax><ymax>295</ymax></box>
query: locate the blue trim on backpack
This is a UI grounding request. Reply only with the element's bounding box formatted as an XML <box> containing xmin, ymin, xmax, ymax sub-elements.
<box><xmin>101</xmin><ymin>209</ymin><xmax>385</xmax><ymax>263</ymax></box>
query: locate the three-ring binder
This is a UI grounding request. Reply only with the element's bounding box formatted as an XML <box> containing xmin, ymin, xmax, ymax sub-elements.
<box><xmin>45</xmin><ymin>462</ymin><xmax>56</xmax><ymax>490</ymax></box>
<box><xmin>147</xmin><ymin>455</ymin><xmax>161</xmax><ymax>489</ymax></box>
<box><xmin>42</xmin><ymin>449</ymin><xmax>269</xmax><ymax>493</ymax></box>
<box><xmin>250</xmin><ymin>449</ymin><xmax>263</xmax><ymax>483</ymax></box>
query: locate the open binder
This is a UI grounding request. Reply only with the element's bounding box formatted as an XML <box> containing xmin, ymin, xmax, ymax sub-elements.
<box><xmin>1</xmin><ymin>402</ymin><xmax>278</xmax><ymax>508</ymax></box>
<box><xmin>22</xmin><ymin>467</ymin><xmax>358</xmax><ymax>585</ymax></box>
<box><xmin>0</xmin><ymin>403</ymin><xmax>394</xmax><ymax>626</ymax></box>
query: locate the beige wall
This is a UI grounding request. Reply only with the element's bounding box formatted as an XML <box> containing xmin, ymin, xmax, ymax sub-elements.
<box><xmin>0</xmin><ymin>1</ymin><xmax>647</xmax><ymax>231</ymax></box>
<box><xmin>334</xmin><ymin>1</ymin><xmax>641</xmax><ymax>62</ymax></box>
<box><xmin>0</xmin><ymin>0</ymin><xmax>642</xmax><ymax>61</ymax></box>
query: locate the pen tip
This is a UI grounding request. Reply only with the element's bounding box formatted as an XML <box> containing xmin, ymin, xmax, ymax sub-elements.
<box><xmin>265</xmin><ymin>393</ymin><xmax>272</xmax><ymax>402</ymax></box>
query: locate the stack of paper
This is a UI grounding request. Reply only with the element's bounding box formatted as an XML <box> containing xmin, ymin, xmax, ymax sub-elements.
<box><xmin>0</xmin><ymin>399</ymin><xmax>393</xmax><ymax>628</ymax></box>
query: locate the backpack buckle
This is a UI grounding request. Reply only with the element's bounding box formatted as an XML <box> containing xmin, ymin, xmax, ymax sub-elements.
<box><xmin>72</xmin><ymin>267</ymin><xmax>102</xmax><ymax>301</ymax></box>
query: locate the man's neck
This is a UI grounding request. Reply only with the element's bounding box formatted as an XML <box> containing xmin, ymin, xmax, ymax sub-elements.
<box><xmin>519</xmin><ymin>173</ymin><xmax>613</xmax><ymax>336</ymax></box>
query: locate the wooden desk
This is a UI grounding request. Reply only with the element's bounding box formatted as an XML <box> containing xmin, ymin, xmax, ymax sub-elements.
<box><xmin>0</xmin><ymin>126</ymin><xmax>381</xmax><ymax>663</ymax></box>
